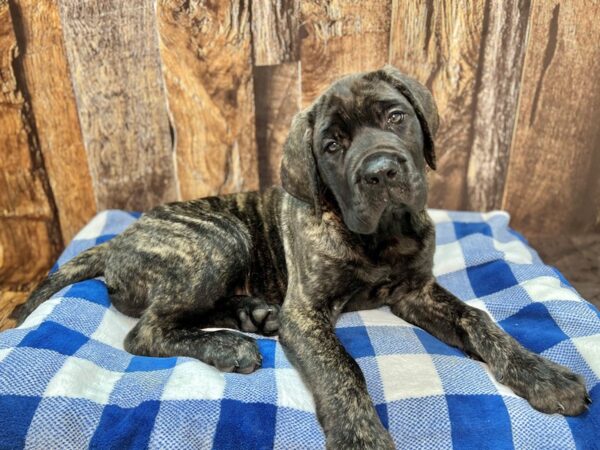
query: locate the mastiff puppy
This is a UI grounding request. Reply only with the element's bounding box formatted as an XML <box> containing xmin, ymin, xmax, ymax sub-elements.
<box><xmin>19</xmin><ymin>66</ymin><xmax>589</xmax><ymax>449</ymax></box>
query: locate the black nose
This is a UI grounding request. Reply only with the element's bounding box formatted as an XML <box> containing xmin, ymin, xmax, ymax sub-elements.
<box><xmin>361</xmin><ymin>155</ymin><xmax>405</xmax><ymax>187</ymax></box>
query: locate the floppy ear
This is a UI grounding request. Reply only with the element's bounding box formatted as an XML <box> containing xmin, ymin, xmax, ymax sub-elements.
<box><xmin>280</xmin><ymin>109</ymin><xmax>322</xmax><ymax>214</ymax></box>
<box><xmin>378</xmin><ymin>65</ymin><xmax>440</xmax><ymax>170</ymax></box>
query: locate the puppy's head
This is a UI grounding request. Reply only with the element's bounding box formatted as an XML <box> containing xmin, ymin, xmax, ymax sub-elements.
<box><xmin>281</xmin><ymin>66</ymin><xmax>439</xmax><ymax>235</ymax></box>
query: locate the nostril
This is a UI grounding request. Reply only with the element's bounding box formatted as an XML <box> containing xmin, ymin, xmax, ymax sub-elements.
<box><xmin>386</xmin><ymin>169</ymin><xmax>398</xmax><ymax>179</ymax></box>
<box><xmin>367</xmin><ymin>175</ymin><xmax>380</xmax><ymax>185</ymax></box>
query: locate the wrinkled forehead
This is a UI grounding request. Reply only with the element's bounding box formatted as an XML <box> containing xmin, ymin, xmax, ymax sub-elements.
<box><xmin>314</xmin><ymin>75</ymin><xmax>413</xmax><ymax>127</ymax></box>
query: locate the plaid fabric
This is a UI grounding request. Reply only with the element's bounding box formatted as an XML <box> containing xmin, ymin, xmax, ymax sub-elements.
<box><xmin>1</xmin><ymin>209</ymin><xmax>599</xmax><ymax>450</ymax></box>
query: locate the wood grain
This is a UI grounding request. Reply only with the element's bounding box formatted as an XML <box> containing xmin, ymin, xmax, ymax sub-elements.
<box><xmin>254</xmin><ymin>62</ymin><xmax>301</xmax><ymax>189</ymax></box>
<box><xmin>251</xmin><ymin>0</ymin><xmax>299</xmax><ymax>66</ymax></box>
<box><xmin>158</xmin><ymin>0</ymin><xmax>259</xmax><ymax>200</ymax></box>
<box><xmin>58</xmin><ymin>0</ymin><xmax>179</xmax><ymax>211</ymax></box>
<box><xmin>503</xmin><ymin>0</ymin><xmax>600</xmax><ymax>235</ymax></box>
<box><xmin>300</xmin><ymin>0</ymin><xmax>391</xmax><ymax>107</ymax></box>
<box><xmin>0</xmin><ymin>289</ymin><xmax>27</xmax><ymax>331</ymax></box>
<box><xmin>466</xmin><ymin>0</ymin><xmax>531</xmax><ymax>211</ymax></box>
<box><xmin>0</xmin><ymin>0</ymin><xmax>61</xmax><ymax>288</ymax></box>
<box><xmin>389</xmin><ymin>0</ymin><xmax>485</xmax><ymax>210</ymax></box>
<box><xmin>11</xmin><ymin>0</ymin><xmax>96</xmax><ymax>243</ymax></box>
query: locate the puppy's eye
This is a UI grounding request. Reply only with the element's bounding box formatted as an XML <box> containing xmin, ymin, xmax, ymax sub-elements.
<box><xmin>387</xmin><ymin>111</ymin><xmax>405</xmax><ymax>124</ymax></box>
<box><xmin>325</xmin><ymin>141</ymin><xmax>342</xmax><ymax>153</ymax></box>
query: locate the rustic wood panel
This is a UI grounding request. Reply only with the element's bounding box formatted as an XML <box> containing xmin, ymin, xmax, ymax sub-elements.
<box><xmin>300</xmin><ymin>0</ymin><xmax>391</xmax><ymax>107</ymax></box>
<box><xmin>389</xmin><ymin>0</ymin><xmax>485</xmax><ymax>210</ymax></box>
<box><xmin>0</xmin><ymin>290</ymin><xmax>26</xmax><ymax>331</ymax></box>
<box><xmin>158</xmin><ymin>0</ymin><xmax>259</xmax><ymax>200</ymax></box>
<box><xmin>466</xmin><ymin>0</ymin><xmax>531</xmax><ymax>211</ymax></box>
<box><xmin>58</xmin><ymin>0</ymin><xmax>179</xmax><ymax>211</ymax></box>
<box><xmin>0</xmin><ymin>0</ymin><xmax>61</xmax><ymax>288</ymax></box>
<box><xmin>503</xmin><ymin>0</ymin><xmax>600</xmax><ymax>235</ymax></box>
<box><xmin>251</xmin><ymin>0</ymin><xmax>299</xmax><ymax>66</ymax></box>
<box><xmin>11</xmin><ymin>0</ymin><xmax>96</xmax><ymax>243</ymax></box>
<box><xmin>254</xmin><ymin>62</ymin><xmax>301</xmax><ymax>189</ymax></box>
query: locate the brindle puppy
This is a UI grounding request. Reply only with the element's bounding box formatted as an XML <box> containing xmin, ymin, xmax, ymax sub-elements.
<box><xmin>18</xmin><ymin>66</ymin><xmax>590</xmax><ymax>449</ymax></box>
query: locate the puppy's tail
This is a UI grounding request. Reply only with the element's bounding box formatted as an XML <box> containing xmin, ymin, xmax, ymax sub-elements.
<box><xmin>16</xmin><ymin>242</ymin><xmax>110</xmax><ymax>325</ymax></box>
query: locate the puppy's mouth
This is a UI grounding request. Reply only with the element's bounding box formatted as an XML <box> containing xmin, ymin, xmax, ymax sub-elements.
<box><xmin>341</xmin><ymin>179</ymin><xmax>424</xmax><ymax>235</ymax></box>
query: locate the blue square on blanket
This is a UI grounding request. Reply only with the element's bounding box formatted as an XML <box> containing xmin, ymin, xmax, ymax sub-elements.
<box><xmin>434</xmin><ymin>221</ymin><xmax>457</xmax><ymax>245</ymax></box>
<box><xmin>414</xmin><ymin>328</ymin><xmax>464</xmax><ymax>357</ymax></box>
<box><xmin>453</xmin><ymin>221</ymin><xmax>493</xmax><ymax>239</ymax></box>
<box><xmin>126</xmin><ymin>356</ymin><xmax>178</xmax><ymax>372</ymax></box>
<box><xmin>366</xmin><ymin>326</ymin><xmax>426</xmax><ymax>356</ymax></box>
<box><xmin>446</xmin><ymin>394</ymin><xmax>512</xmax><ymax>450</ymax></box>
<box><xmin>499</xmin><ymin>303</ymin><xmax>570</xmax><ymax>353</ymax></box>
<box><xmin>375</xmin><ymin>403</ymin><xmax>389</xmax><ymax>429</ymax></box>
<box><xmin>336</xmin><ymin>326</ymin><xmax>376</xmax><ymax>358</ymax></box>
<box><xmin>213</xmin><ymin>400</ymin><xmax>277</xmax><ymax>449</ymax></box>
<box><xmin>0</xmin><ymin>395</ymin><xmax>42</xmax><ymax>448</ymax></box>
<box><xmin>273</xmin><ymin>408</ymin><xmax>325</xmax><ymax>449</ymax></box>
<box><xmin>467</xmin><ymin>260</ymin><xmax>519</xmax><ymax>297</ymax></box>
<box><xmin>63</xmin><ymin>279</ymin><xmax>110</xmax><ymax>307</ymax></box>
<box><xmin>567</xmin><ymin>384</ymin><xmax>600</xmax><ymax>448</ymax></box>
<box><xmin>90</xmin><ymin>400</ymin><xmax>160</xmax><ymax>449</ymax></box>
<box><xmin>18</xmin><ymin>321</ymin><xmax>88</xmax><ymax>356</ymax></box>
<box><xmin>257</xmin><ymin>339</ymin><xmax>276</xmax><ymax>368</ymax></box>
<box><xmin>75</xmin><ymin>340</ymin><xmax>133</xmax><ymax>372</ymax></box>
<box><xmin>26</xmin><ymin>397</ymin><xmax>106</xmax><ymax>447</ymax></box>
<box><xmin>437</xmin><ymin>270</ymin><xmax>477</xmax><ymax>300</ymax></box>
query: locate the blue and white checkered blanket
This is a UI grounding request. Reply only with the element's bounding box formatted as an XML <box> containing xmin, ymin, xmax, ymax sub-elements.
<box><xmin>1</xmin><ymin>210</ymin><xmax>599</xmax><ymax>449</ymax></box>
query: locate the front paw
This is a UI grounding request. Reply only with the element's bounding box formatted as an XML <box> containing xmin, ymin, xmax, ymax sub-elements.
<box><xmin>501</xmin><ymin>354</ymin><xmax>590</xmax><ymax>416</ymax></box>
<box><xmin>201</xmin><ymin>330</ymin><xmax>262</xmax><ymax>374</ymax></box>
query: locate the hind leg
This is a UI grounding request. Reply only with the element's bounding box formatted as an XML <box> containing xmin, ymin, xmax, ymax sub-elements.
<box><xmin>125</xmin><ymin>305</ymin><xmax>262</xmax><ymax>374</ymax></box>
<box><xmin>200</xmin><ymin>296</ymin><xmax>280</xmax><ymax>336</ymax></box>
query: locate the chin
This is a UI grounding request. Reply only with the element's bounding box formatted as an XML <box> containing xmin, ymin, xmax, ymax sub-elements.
<box><xmin>342</xmin><ymin>210</ymin><xmax>382</xmax><ymax>235</ymax></box>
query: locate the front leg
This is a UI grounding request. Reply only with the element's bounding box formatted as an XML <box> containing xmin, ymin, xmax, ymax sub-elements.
<box><xmin>391</xmin><ymin>281</ymin><xmax>590</xmax><ymax>416</ymax></box>
<box><xmin>279</xmin><ymin>298</ymin><xmax>395</xmax><ymax>450</ymax></box>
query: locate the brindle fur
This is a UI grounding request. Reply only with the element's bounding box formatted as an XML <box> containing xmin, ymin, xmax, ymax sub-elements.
<box><xmin>18</xmin><ymin>66</ymin><xmax>589</xmax><ymax>449</ymax></box>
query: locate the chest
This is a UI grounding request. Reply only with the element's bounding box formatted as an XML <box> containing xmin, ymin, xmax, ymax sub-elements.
<box><xmin>319</xmin><ymin>247</ymin><xmax>431</xmax><ymax>319</ymax></box>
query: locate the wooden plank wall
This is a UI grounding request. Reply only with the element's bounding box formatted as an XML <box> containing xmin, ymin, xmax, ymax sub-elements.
<box><xmin>1</xmin><ymin>0</ymin><xmax>599</xmax><ymax>326</ymax></box>
<box><xmin>503</xmin><ymin>0</ymin><xmax>600</xmax><ymax>235</ymax></box>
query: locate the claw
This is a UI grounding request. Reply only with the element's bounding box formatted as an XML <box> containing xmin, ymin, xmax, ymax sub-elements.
<box><xmin>585</xmin><ymin>394</ymin><xmax>592</xmax><ymax>405</ymax></box>
<box><xmin>557</xmin><ymin>402</ymin><xmax>565</xmax><ymax>413</ymax></box>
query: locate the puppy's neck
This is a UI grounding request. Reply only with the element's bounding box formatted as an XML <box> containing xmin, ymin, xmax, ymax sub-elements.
<box><xmin>361</xmin><ymin>207</ymin><xmax>430</xmax><ymax>253</ymax></box>
<box><xmin>318</xmin><ymin>195</ymin><xmax>432</xmax><ymax>259</ymax></box>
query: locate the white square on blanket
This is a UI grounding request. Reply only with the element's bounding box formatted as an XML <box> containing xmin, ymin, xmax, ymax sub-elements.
<box><xmin>73</xmin><ymin>211</ymin><xmax>109</xmax><ymax>240</ymax></box>
<box><xmin>358</xmin><ymin>307</ymin><xmax>410</xmax><ymax>327</ymax></box>
<box><xmin>493</xmin><ymin>239</ymin><xmax>532</xmax><ymax>265</ymax></box>
<box><xmin>465</xmin><ymin>299</ymin><xmax>491</xmax><ymax>316</ymax></box>
<box><xmin>378</xmin><ymin>354</ymin><xmax>443</xmax><ymax>401</ymax></box>
<box><xmin>90</xmin><ymin>307</ymin><xmax>138</xmax><ymax>349</ymax></box>
<box><xmin>276</xmin><ymin>368</ymin><xmax>316</xmax><ymax>412</ymax></box>
<box><xmin>521</xmin><ymin>276</ymin><xmax>582</xmax><ymax>303</ymax></box>
<box><xmin>19</xmin><ymin>298</ymin><xmax>61</xmax><ymax>329</ymax></box>
<box><xmin>161</xmin><ymin>360</ymin><xmax>226</xmax><ymax>400</ymax></box>
<box><xmin>0</xmin><ymin>348</ymin><xmax>11</xmax><ymax>363</ymax></box>
<box><xmin>572</xmin><ymin>334</ymin><xmax>600</xmax><ymax>378</ymax></box>
<box><xmin>482</xmin><ymin>364</ymin><xmax>519</xmax><ymax>398</ymax></box>
<box><xmin>427</xmin><ymin>209</ymin><xmax>452</xmax><ymax>224</ymax></box>
<box><xmin>44</xmin><ymin>357</ymin><xmax>123</xmax><ymax>404</ymax></box>
<box><xmin>433</xmin><ymin>241</ymin><xmax>466</xmax><ymax>276</ymax></box>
